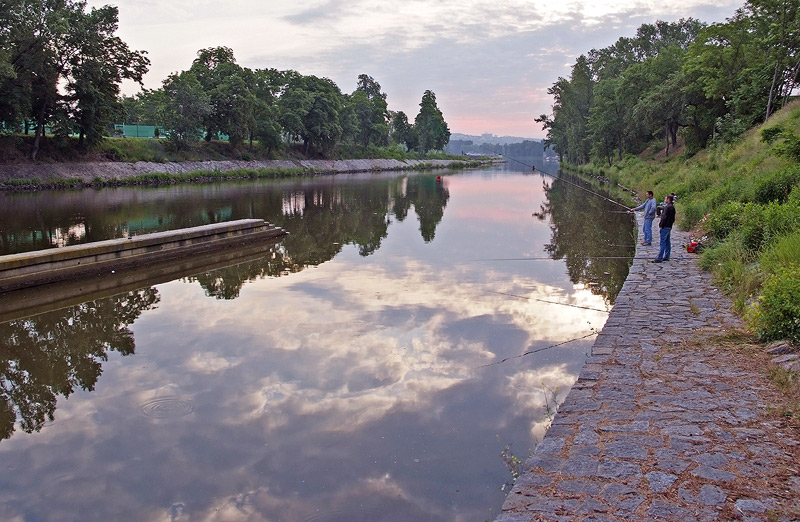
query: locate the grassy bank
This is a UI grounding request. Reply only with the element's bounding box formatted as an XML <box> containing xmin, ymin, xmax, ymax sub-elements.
<box><xmin>0</xmin><ymin>159</ymin><xmax>489</xmax><ymax>191</ymax></box>
<box><xmin>0</xmin><ymin>134</ymin><xmax>467</xmax><ymax>164</ymax></box>
<box><xmin>569</xmin><ymin>100</ymin><xmax>800</xmax><ymax>345</ymax></box>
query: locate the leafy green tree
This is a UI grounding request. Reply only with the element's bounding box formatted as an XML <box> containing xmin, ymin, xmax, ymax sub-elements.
<box><xmin>66</xmin><ymin>5</ymin><xmax>149</xmax><ymax>147</ymax></box>
<box><xmin>350</xmin><ymin>74</ymin><xmax>389</xmax><ymax>149</ymax></box>
<box><xmin>414</xmin><ymin>90</ymin><xmax>450</xmax><ymax>154</ymax></box>
<box><xmin>188</xmin><ymin>47</ymin><xmax>252</xmax><ymax>143</ymax></box>
<box><xmin>391</xmin><ymin>110</ymin><xmax>417</xmax><ymax>151</ymax></box>
<box><xmin>0</xmin><ymin>0</ymin><xmax>148</xmax><ymax>156</ymax></box>
<box><xmin>279</xmin><ymin>74</ymin><xmax>343</xmax><ymax>155</ymax></box>
<box><xmin>161</xmin><ymin>71</ymin><xmax>210</xmax><ymax>148</ymax></box>
<box><xmin>247</xmin><ymin>68</ymin><xmax>283</xmax><ymax>154</ymax></box>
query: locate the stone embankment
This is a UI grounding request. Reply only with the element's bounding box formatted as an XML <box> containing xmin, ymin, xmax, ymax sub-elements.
<box><xmin>0</xmin><ymin>158</ymin><xmax>478</xmax><ymax>185</ymax></box>
<box><xmin>497</xmin><ymin>217</ymin><xmax>800</xmax><ymax>521</ymax></box>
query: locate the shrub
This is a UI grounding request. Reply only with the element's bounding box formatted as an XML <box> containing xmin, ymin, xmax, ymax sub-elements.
<box><xmin>748</xmin><ymin>266</ymin><xmax>800</xmax><ymax>343</ymax></box>
<box><xmin>704</xmin><ymin>200</ymin><xmax>744</xmax><ymax>240</ymax></box>
<box><xmin>752</xmin><ymin>166</ymin><xmax>800</xmax><ymax>204</ymax></box>
<box><xmin>681</xmin><ymin>200</ymin><xmax>707</xmax><ymax>229</ymax></box>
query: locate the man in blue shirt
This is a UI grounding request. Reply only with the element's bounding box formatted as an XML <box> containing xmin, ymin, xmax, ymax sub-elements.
<box><xmin>630</xmin><ymin>190</ymin><xmax>656</xmax><ymax>245</ymax></box>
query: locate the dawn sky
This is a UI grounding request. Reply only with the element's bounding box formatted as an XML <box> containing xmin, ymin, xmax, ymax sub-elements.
<box><xmin>90</xmin><ymin>0</ymin><xmax>744</xmax><ymax>139</ymax></box>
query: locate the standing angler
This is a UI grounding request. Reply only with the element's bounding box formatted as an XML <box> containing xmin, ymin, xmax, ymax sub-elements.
<box><xmin>630</xmin><ymin>190</ymin><xmax>656</xmax><ymax>245</ymax></box>
<box><xmin>652</xmin><ymin>194</ymin><xmax>676</xmax><ymax>263</ymax></box>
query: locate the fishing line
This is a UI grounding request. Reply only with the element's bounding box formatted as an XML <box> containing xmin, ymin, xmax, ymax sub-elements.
<box><xmin>487</xmin><ymin>289</ymin><xmax>610</xmax><ymax>313</ymax></box>
<box><xmin>477</xmin><ymin>331</ymin><xmax>598</xmax><ymax>369</ymax></box>
<box><xmin>467</xmin><ymin>256</ymin><xmax>654</xmax><ymax>261</ymax></box>
<box><xmin>478</xmin><ymin>145</ymin><xmax>632</xmax><ymax>210</ymax></box>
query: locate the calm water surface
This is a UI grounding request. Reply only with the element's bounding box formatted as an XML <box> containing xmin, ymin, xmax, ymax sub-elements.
<box><xmin>0</xmin><ymin>163</ymin><xmax>634</xmax><ymax>521</ymax></box>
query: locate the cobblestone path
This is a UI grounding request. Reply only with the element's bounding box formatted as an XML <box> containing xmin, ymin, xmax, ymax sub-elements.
<box><xmin>496</xmin><ymin>218</ymin><xmax>800</xmax><ymax>522</ymax></box>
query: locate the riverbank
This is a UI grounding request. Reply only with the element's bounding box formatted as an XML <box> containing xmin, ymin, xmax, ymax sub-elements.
<box><xmin>496</xmin><ymin>218</ymin><xmax>800</xmax><ymax>521</ymax></box>
<box><xmin>0</xmin><ymin>158</ymin><xmax>493</xmax><ymax>189</ymax></box>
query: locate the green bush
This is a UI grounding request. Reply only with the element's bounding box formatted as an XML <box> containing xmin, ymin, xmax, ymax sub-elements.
<box><xmin>752</xmin><ymin>166</ymin><xmax>800</xmax><ymax>204</ymax></box>
<box><xmin>682</xmin><ymin>200</ymin><xmax>707</xmax><ymax>229</ymax></box>
<box><xmin>704</xmin><ymin>201</ymin><xmax>744</xmax><ymax>240</ymax></box>
<box><xmin>748</xmin><ymin>265</ymin><xmax>800</xmax><ymax>343</ymax></box>
<box><xmin>740</xmin><ymin>201</ymin><xmax>800</xmax><ymax>252</ymax></box>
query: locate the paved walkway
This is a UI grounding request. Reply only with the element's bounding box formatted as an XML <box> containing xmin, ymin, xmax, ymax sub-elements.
<box><xmin>497</xmin><ymin>218</ymin><xmax>800</xmax><ymax>521</ymax></box>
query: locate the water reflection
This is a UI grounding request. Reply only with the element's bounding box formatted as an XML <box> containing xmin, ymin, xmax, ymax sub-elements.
<box><xmin>536</xmin><ymin>171</ymin><xmax>635</xmax><ymax>303</ymax></box>
<box><xmin>0</xmin><ymin>288</ymin><xmax>159</xmax><ymax>440</ymax></box>
<box><xmin>0</xmin><ymin>167</ymin><xmax>632</xmax><ymax>521</ymax></box>
<box><xmin>0</xmin><ymin>173</ymin><xmax>449</xmax><ymax>257</ymax></box>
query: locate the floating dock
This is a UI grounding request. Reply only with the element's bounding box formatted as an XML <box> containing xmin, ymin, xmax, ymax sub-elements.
<box><xmin>0</xmin><ymin>219</ymin><xmax>287</xmax><ymax>293</ymax></box>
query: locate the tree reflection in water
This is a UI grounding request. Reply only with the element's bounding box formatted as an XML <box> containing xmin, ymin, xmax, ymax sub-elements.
<box><xmin>0</xmin><ymin>288</ymin><xmax>159</xmax><ymax>440</ymax></box>
<box><xmin>536</xmin><ymin>171</ymin><xmax>635</xmax><ymax>304</ymax></box>
<box><xmin>188</xmin><ymin>174</ymin><xmax>450</xmax><ymax>299</ymax></box>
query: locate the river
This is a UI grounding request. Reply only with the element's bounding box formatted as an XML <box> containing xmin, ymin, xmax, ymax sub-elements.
<box><xmin>0</xmin><ymin>161</ymin><xmax>634</xmax><ymax>521</ymax></box>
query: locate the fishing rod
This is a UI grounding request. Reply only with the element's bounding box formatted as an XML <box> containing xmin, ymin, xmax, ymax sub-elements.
<box><xmin>477</xmin><ymin>145</ymin><xmax>632</xmax><ymax>210</ymax></box>
<box><xmin>487</xmin><ymin>289</ymin><xmax>610</xmax><ymax>313</ymax></box>
<box><xmin>478</xmin><ymin>331</ymin><xmax>598</xmax><ymax>369</ymax></box>
<box><xmin>468</xmin><ymin>256</ymin><xmax>666</xmax><ymax>261</ymax></box>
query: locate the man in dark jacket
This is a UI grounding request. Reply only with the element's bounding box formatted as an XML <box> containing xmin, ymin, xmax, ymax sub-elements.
<box><xmin>653</xmin><ymin>194</ymin><xmax>675</xmax><ymax>263</ymax></box>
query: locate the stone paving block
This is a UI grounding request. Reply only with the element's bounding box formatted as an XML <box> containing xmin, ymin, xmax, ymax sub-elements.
<box><xmin>597</xmin><ymin>421</ymin><xmax>650</xmax><ymax>433</ymax></box>
<box><xmin>574</xmin><ymin>426</ymin><xmax>599</xmax><ymax>445</ymax></box>
<box><xmin>645</xmin><ymin>471</ymin><xmax>677</xmax><ymax>493</ymax></box>
<box><xmin>647</xmin><ymin>499</ymin><xmax>695</xmax><ymax>520</ymax></box>
<box><xmin>597</xmin><ymin>459</ymin><xmax>642</xmax><ymax>480</ymax></box>
<box><xmin>558</xmin><ymin>479</ymin><xmax>602</xmax><ymax>495</ymax></box>
<box><xmin>535</xmin><ymin>437</ymin><xmax>565</xmax><ymax>455</ymax></box>
<box><xmin>569</xmin><ymin>445</ymin><xmax>602</xmax><ymax>456</ymax></box>
<box><xmin>575</xmin><ymin>498</ymin><xmax>610</xmax><ymax>515</ymax></box>
<box><xmin>734</xmin><ymin>498</ymin><xmax>767</xmax><ymax>513</ymax></box>
<box><xmin>514</xmin><ymin>472</ymin><xmax>554</xmax><ymax>488</ymax></box>
<box><xmin>691</xmin><ymin>452</ymin><xmax>730</xmax><ymax>468</ymax></box>
<box><xmin>526</xmin><ymin>454</ymin><xmax>564</xmax><ymax>472</ymax></box>
<box><xmin>604</xmin><ymin>441</ymin><xmax>648</xmax><ymax>460</ymax></box>
<box><xmin>691</xmin><ymin>465</ymin><xmax>737</xmax><ymax>482</ymax></box>
<box><xmin>560</xmin><ymin>455</ymin><xmax>600</xmax><ymax>477</ymax></box>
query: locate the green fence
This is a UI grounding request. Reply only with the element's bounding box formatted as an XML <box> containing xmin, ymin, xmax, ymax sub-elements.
<box><xmin>113</xmin><ymin>124</ymin><xmax>166</xmax><ymax>138</ymax></box>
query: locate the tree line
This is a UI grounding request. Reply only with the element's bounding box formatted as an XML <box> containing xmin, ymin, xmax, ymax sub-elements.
<box><xmin>537</xmin><ymin>0</ymin><xmax>800</xmax><ymax>165</ymax></box>
<box><xmin>445</xmin><ymin>139</ymin><xmax>545</xmax><ymax>157</ymax></box>
<box><xmin>0</xmin><ymin>1</ymin><xmax>451</xmax><ymax>159</ymax></box>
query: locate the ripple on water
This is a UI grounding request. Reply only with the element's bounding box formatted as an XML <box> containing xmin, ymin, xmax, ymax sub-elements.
<box><xmin>140</xmin><ymin>397</ymin><xmax>194</xmax><ymax>419</ymax></box>
<box><xmin>304</xmin><ymin>508</ymin><xmax>385</xmax><ymax>522</ymax></box>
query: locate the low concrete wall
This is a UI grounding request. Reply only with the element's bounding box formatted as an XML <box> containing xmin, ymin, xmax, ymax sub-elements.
<box><xmin>0</xmin><ymin>219</ymin><xmax>287</xmax><ymax>292</ymax></box>
<box><xmin>0</xmin><ymin>238</ymin><xmax>283</xmax><ymax>323</ymax></box>
<box><xmin>0</xmin><ymin>158</ymin><xmax>487</xmax><ymax>184</ymax></box>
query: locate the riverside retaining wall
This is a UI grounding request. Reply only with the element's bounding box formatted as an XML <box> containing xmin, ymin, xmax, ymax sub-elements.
<box><xmin>0</xmin><ymin>158</ymin><xmax>484</xmax><ymax>184</ymax></box>
<box><xmin>495</xmin><ymin>216</ymin><xmax>800</xmax><ymax>521</ymax></box>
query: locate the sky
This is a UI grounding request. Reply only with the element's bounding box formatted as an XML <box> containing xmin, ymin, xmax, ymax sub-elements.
<box><xmin>89</xmin><ymin>0</ymin><xmax>745</xmax><ymax>139</ymax></box>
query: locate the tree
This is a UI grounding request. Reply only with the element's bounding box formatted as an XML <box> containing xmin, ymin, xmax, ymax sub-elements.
<box><xmin>351</xmin><ymin>74</ymin><xmax>389</xmax><ymax>149</ymax></box>
<box><xmin>66</xmin><ymin>5</ymin><xmax>149</xmax><ymax>147</ymax></box>
<box><xmin>390</xmin><ymin>110</ymin><xmax>417</xmax><ymax>151</ymax></box>
<box><xmin>188</xmin><ymin>46</ymin><xmax>249</xmax><ymax>143</ymax></box>
<box><xmin>0</xmin><ymin>0</ymin><xmax>148</xmax><ymax>156</ymax></box>
<box><xmin>279</xmin><ymin>74</ymin><xmax>343</xmax><ymax>155</ymax></box>
<box><xmin>161</xmin><ymin>71</ymin><xmax>210</xmax><ymax>148</ymax></box>
<box><xmin>414</xmin><ymin>90</ymin><xmax>450</xmax><ymax>154</ymax></box>
<box><xmin>248</xmin><ymin>68</ymin><xmax>283</xmax><ymax>154</ymax></box>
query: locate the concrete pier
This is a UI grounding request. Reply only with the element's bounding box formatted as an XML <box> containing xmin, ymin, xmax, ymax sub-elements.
<box><xmin>496</xmin><ymin>218</ymin><xmax>800</xmax><ymax>521</ymax></box>
<box><xmin>0</xmin><ymin>219</ymin><xmax>287</xmax><ymax>292</ymax></box>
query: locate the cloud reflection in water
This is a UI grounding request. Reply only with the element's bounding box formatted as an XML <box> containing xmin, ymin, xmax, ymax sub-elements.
<box><xmin>0</xmin><ymin>170</ymin><xmax>629</xmax><ymax>521</ymax></box>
